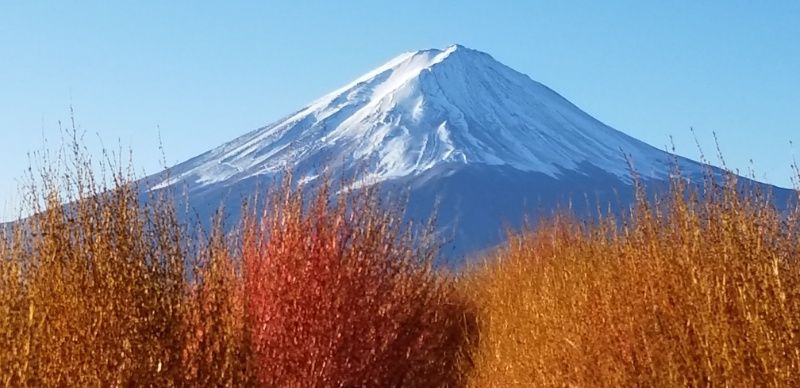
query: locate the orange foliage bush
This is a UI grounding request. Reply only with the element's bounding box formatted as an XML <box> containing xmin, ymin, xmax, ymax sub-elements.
<box><xmin>0</xmin><ymin>143</ymin><xmax>188</xmax><ymax>386</ymax></box>
<box><xmin>180</xmin><ymin>219</ymin><xmax>253</xmax><ymax>386</ymax></box>
<box><xmin>463</xmin><ymin>175</ymin><xmax>800</xmax><ymax>387</ymax></box>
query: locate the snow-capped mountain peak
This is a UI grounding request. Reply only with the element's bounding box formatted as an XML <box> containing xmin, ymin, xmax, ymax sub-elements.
<box><xmin>156</xmin><ymin>44</ymin><xmax>673</xmax><ymax>190</ymax></box>
<box><xmin>147</xmin><ymin>44</ymin><xmax>794</xmax><ymax>260</ymax></box>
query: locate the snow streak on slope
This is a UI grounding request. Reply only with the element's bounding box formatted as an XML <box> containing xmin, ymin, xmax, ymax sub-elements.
<box><xmin>154</xmin><ymin>44</ymin><xmax>679</xmax><ymax>191</ymax></box>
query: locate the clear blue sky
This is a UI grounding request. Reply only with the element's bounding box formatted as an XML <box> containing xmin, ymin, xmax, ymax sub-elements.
<box><xmin>1</xmin><ymin>1</ymin><xmax>799</xmax><ymax>219</ymax></box>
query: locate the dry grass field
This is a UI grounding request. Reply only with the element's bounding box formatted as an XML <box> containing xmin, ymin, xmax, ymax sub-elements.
<box><xmin>2</xmin><ymin>139</ymin><xmax>799</xmax><ymax>387</ymax></box>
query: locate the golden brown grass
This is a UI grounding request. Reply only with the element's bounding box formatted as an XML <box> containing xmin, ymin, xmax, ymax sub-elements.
<box><xmin>462</xmin><ymin>176</ymin><xmax>800</xmax><ymax>387</ymax></box>
<box><xmin>0</xmin><ymin>142</ymin><xmax>189</xmax><ymax>386</ymax></box>
<box><xmin>180</xmin><ymin>218</ymin><xmax>253</xmax><ymax>386</ymax></box>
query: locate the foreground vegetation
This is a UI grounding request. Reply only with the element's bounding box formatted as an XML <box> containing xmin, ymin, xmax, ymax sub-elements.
<box><xmin>1</xmin><ymin>140</ymin><xmax>799</xmax><ymax>386</ymax></box>
<box><xmin>463</xmin><ymin>177</ymin><xmax>800</xmax><ymax>386</ymax></box>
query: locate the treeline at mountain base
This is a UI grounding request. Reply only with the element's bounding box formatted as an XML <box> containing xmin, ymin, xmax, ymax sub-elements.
<box><xmin>2</xmin><ymin>142</ymin><xmax>800</xmax><ymax>387</ymax></box>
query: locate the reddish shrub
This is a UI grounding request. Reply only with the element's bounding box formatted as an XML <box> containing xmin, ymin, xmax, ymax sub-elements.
<box><xmin>243</xmin><ymin>178</ymin><xmax>476</xmax><ymax>387</ymax></box>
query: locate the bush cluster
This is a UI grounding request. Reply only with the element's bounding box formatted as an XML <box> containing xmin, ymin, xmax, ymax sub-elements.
<box><xmin>0</xmin><ymin>144</ymin><xmax>475</xmax><ymax>387</ymax></box>
<box><xmin>2</xmin><ymin>139</ymin><xmax>799</xmax><ymax>387</ymax></box>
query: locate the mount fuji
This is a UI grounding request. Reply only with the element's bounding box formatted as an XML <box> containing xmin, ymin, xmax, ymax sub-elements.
<box><xmin>150</xmin><ymin>44</ymin><xmax>791</xmax><ymax>261</ymax></box>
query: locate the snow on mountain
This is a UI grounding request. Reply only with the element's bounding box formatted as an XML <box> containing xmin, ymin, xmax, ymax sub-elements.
<box><xmin>151</xmin><ymin>44</ymin><xmax>780</xmax><ymax>260</ymax></box>
<box><xmin>154</xmin><ymin>44</ymin><xmax>682</xmax><ymax>193</ymax></box>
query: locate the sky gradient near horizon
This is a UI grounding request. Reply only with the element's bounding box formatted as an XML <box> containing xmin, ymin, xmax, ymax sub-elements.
<box><xmin>1</xmin><ymin>1</ymin><xmax>799</xmax><ymax>220</ymax></box>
